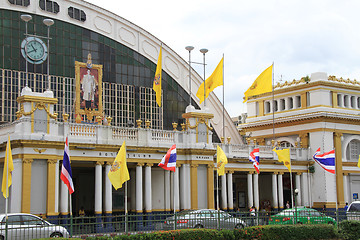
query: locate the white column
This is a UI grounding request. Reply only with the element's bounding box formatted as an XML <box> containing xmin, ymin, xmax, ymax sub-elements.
<box><xmin>272</xmin><ymin>173</ymin><xmax>278</xmax><ymax>210</ymax></box>
<box><xmin>165</xmin><ymin>170</ymin><xmax>171</xmax><ymax>211</ymax></box>
<box><xmin>247</xmin><ymin>172</ymin><xmax>254</xmax><ymax>209</ymax></box>
<box><xmin>54</xmin><ymin>160</ymin><xmax>59</xmax><ymax>214</ymax></box>
<box><xmin>227</xmin><ymin>172</ymin><xmax>233</xmax><ymax>210</ymax></box>
<box><xmin>301</xmin><ymin>172</ymin><xmax>309</xmax><ymax>207</ymax></box>
<box><xmin>136</xmin><ymin>164</ymin><xmax>143</xmax><ymax>212</ymax></box>
<box><xmin>144</xmin><ymin>163</ymin><xmax>152</xmax><ymax>212</ymax></box>
<box><xmin>278</xmin><ymin>174</ymin><xmax>284</xmax><ymax>209</ymax></box>
<box><xmin>343</xmin><ymin>174</ymin><xmax>350</xmax><ymax>204</ymax></box>
<box><xmin>221</xmin><ymin>174</ymin><xmax>227</xmax><ymax>210</ymax></box>
<box><xmin>10</xmin><ymin>159</ymin><xmax>22</xmax><ymax>213</ymax></box>
<box><xmin>295</xmin><ymin>173</ymin><xmax>302</xmax><ymax>206</ymax></box>
<box><xmin>180</xmin><ymin>164</ymin><xmax>186</xmax><ymax>210</ymax></box>
<box><xmin>130</xmin><ymin>170</ymin><xmax>136</xmax><ymax>210</ymax></box>
<box><xmin>95</xmin><ymin>162</ymin><xmax>103</xmax><ymax>215</ymax></box>
<box><xmin>60</xmin><ymin>179</ymin><xmax>69</xmax><ymax>214</ymax></box>
<box><xmin>185</xmin><ymin>164</ymin><xmax>191</xmax><ymax>210</ymax></box>
<box><xmin>104</xmin><ymin>163</ymin><xmax>112</xmax><ymax>213</ymax></box>
<box><xmin>174</xmin><ymin>166</ymin><xmax>180</xmax><ymax>211</ymax></box>
<box><xmin>253</xmin><ymin>173</ymin><xmax>259</xmax><ymax>210</ymax></box>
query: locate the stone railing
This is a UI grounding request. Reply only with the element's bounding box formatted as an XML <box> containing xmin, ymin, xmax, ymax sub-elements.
<box><xmin>0</xmin><ymin>118</ymin><xmax>311</xmax><ymax>160</ymax></box>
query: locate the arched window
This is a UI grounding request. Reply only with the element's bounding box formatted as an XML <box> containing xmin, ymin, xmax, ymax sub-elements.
<box><xmin>280</xmin><ymin>141</ymin><xmax>293</xmax><ymax>148</ymax></box>
<box><xmin>346</xmin><ymin>139</ymin><xmax>360</xmax><ymax>161</ymax></box>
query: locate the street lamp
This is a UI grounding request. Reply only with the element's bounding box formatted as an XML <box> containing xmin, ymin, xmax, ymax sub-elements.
<box><xmin>20</xmin><ymin>14</ymin><xmax>32</xmax><ymax>88</ymax></box>
<box><xmin>185</xmin><ymin>46</ymin><xmax>194</xmax><ymax>106</ymax></box>
<box><xmin>199</xmin><ymin>48</ymin><xmax>208</xmax><ymax>107</ymax></box>
<box><xmin>294</xmin><ymin>188</ymin><xmax>299</xmax><ymax>224</ymax></box>
<box><xmin>43</xmin><ymin>18</ymin><xmax>54</xmax><ymax>91</ymax></box>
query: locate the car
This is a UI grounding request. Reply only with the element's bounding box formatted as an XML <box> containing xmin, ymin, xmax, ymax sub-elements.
<box><xmin>162</xmin><ymin>209</ymin><xmax>246</xmax><ymax>230</ymax></box>
<box><xmin>269</xmin><ymin>207</ymin><xmax>336</xmax><ymax>225</ymax></box>
<box><xmin>346</xmin><ymin>201</ymin><xmax>360</xmax><ymax>220</ymax></box>
<box><xmin>0</xmin><ymin>213</ymin><xmax>69</xmax><ymax>239</ymax></box>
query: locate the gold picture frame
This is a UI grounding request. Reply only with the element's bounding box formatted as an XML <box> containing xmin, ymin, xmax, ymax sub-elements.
<box><xmin>75</xmin><ymin>61</ymin><xmax>103</xmax><ymax>120</ymax></box>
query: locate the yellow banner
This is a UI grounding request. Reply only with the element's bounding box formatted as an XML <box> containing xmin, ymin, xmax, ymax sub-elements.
<box><xmin>153</xmin><ymin>46</ymin><xmax>162</xmax><ymax>107</ymax></box>
<box><xmin>243</xmin><ymin>64</ymin><xmax>273</xmax><ymax>103</ymax></box>
<box><xmin>2</xmin><ymin>135</ymin><xmax>14</xmax><ymax>198</ymax></box>
<box><xmin>217</xmin><ymin>145</ymin><xmax>228</xmax><ymax>176</ymax></box>
<box><xmin>196</xmin><ymin>57</ymin><xmax>223</xmax><ymax>104</ymax></box>
<box><xmin>273</xmin><ymin>148</ymin><xmax>291</xmax><ymax>172</ymax></box>
<box><xmin>108</xmin><ymin>141</ymin><xmax>130</xmax><ymax>190</ymax></box>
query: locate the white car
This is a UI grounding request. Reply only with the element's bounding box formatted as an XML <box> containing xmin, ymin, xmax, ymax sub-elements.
<box><xmin>0</xmin><ymin>213</ymin><xmax>69</xmax><ymax>239</ymax></box>
<box><xmin>346</xmin><ymin>201</ymin><xmax>360</xmax><ymax>221</ymax></box>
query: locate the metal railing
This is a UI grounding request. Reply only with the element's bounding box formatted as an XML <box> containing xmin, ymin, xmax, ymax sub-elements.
<box><xmin>19</xmin><ymin>209</ymin><xmax>354</xmax><ymax>238</ymax></box>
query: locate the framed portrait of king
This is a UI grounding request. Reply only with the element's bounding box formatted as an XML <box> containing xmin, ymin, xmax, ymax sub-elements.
<box><xmin>75</xmin><ymin>60</ymin><xmax>103</xmax><ymax>118</ymax></box>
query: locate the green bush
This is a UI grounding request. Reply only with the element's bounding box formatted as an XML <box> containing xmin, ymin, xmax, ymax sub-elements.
<box><xmin>339</xmin><ymin>220</ymin><xmax>360</xmax><ymax>240</ymax></box>
<box><xmin>233</xmin><ymin>225</ymin><xmax>338</xmax><ymax>240</ymax></box>
<box><xmin>82</xmin><ymin>225</ymin><xmax>341</xmax><ymax>240</ymax></box>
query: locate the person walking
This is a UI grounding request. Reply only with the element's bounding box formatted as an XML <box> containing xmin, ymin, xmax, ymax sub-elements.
<box><xmin>249</xmin><ymin>206</ymin><xmax>256</xmax><ymax>226</ymax></box>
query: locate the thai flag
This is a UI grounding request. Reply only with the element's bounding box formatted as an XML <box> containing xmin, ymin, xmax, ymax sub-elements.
<box><xmin>60</xmin><ymin>137</ymin><xmax>74</xmax><ymax>194</ymax></box>
<box><xmin>312</xmin><ymin>148</ymin><xmax>335</xmax><ymax>174</ymax></box>
<box><xmin>249</xmin><ymin>148</ymin><xmax>260</xmax><ymax>174</ymax></box>
<box><xmin>158</xmin><ymin>144</ymin><xmax>177</xmax><ymax>172</ymax></box>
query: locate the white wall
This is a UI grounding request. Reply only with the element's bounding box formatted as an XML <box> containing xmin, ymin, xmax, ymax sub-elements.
<box><xmin>31</xmin><ymin>159</ymin><xmax>47</xmax><ymax>214</ymax></box>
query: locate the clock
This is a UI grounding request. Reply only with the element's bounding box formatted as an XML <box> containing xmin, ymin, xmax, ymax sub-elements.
<box><xmin>21</xmin><ymin>36</ymin><xmax>48</xmax><ymax>64</ymax></box>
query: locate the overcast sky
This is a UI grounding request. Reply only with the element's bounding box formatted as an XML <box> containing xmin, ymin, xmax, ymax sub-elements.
<box><xmin>85</xmin><ymin>0</ymin><xmax>360</xmax><ymax>117</ymax></box>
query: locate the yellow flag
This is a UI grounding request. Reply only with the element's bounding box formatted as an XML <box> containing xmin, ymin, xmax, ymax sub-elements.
<box><xmin>358</xmin><ymin>155</ymin><xmax>360</xmax><ymax>168</ymax></box>
<box><xmin>217</xmin><ymin>145</ymin><xmax>228</xmax><ymax>176</ymax></box>
<box><xmin>243</xmin><ymin>64</ymin><xmax>273</xmax><ymax>103</ymax></box>
<box><xmin>2</xmin><ymin>136</ymin><xmax>14</xmax><ymax>198</ymax></box>
<box><xmin>196</xmin><ymin>57</ymin><xmax>224</xmax><ymax>104</ymax></box>
<box><xmin>153</xmin><ymin>46</ymin><xmax>162</xmax><ymax>107</ymax></box>
<box><xmin>273</xmin><ymin>148</ymin><xmax>291</xmax><ymax>172</ymax></box>
<box><xmin>108</xmin><ymin>141</ymin><xmax>130</xmax><ymax>190</ymax></box>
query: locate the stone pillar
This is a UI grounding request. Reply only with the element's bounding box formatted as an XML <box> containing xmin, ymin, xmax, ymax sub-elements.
<box><xmin>174</xmin><ymin>165</ymin><xmax>180</xmax><ymax>211</ymax></box>
<box><xmin>22</xmin><ymin>158</ymin><xmax>33</xmax><ymax>213</ymax></box>
<box><xmin>46</xmin><ymin>159</ymin><xmax>57</xmax><ymax>217</ymax></box>
<box><xmin>221</xmin><ymin>174</ymin><xmax>227</xmax><ymax>210</ymax></box>
<box><xmin>334</xmin><ymin>132</ymin><xmax>345</xmax><ymax>206</ymax></box>
<box><xmin>164</xmin><ymin>170</ymin><xmax>171</xmax><ymax>212</ymax></box>
<box><xmin>247</xmin><ymin>172</ymin><xmax>254</xmax><ymax>209</ymax></box>
<box><xmin>272</xmin><ymin>172</ymin><xmax>278</xmax><ymax>210</ymax></box>
<box><xmin>227</xmin><ymin>171</ymin><xmax>234</xmax><ymax>210</ymax></box>
<box><xmin>190</xmin><ymin>164</ymin><xmax>198</xmax><ymax>209</ymax></box>
<box><xmin>301</xmin><ymin>172</ymin><xmax>310</xmax><ymax>207</ymax></box>
<box><xmin>343</xmin><ymin>173</ymin><xmax>350</xmax><ymax>204</ymax></box>
<box><xmin>144</xmin><ymin>163</ymin><xmax>153</xmax><ymax>212</ymax></box>
<box><xmin>278</xmin><ymin>173</ymin><xmax>284</xmax><ymax>209</ymax></box>
<box><xmin>104</xmin><ymin>163</ymin><xmax>112</xmax><ymax>214</ymax></box>
<box><xmin>207</xmin><ymin>164</ymin><xmax>214</xmax><ymax>209</ymax></box>
<box><xmin>180</xmin><ymin>164</ymin><xmax>191</xmax><ymax>210</ymax></box>
<box><xmin>95</xmin><ymin>162</ymin><xmax>103</xmax><ymax>215</ymax></box>
<box><xmin>136</xmin><ymin>163</ymin><xmax>143</xmax><ymax>213</ymax></box>
<box><xmin>295</xmin><ymin>173</ymin><xmax>302</xmax><ymax>206</ymax></box>
<box><xmin>253</xmin><ymin>173</ymin><xmax>259</xmax><ymax>210</ymax></box>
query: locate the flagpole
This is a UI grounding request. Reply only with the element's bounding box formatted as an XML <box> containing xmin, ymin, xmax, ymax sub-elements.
<box><xmin>272</xmin><ymin>62</ymin><xmax>275</xmax><ymax>144</ymax></box>
<box><xmin>5</xmin><ymin>135</ymin><xmax>9</xmax><ymax>240</ymax></box>
<box><xmin>69</xmin><ymin>193</ymin><xmax>73</xmax><ymax>237</ymax></box>
<box><xmin>334</xmin><ymin>148</ymin><xmax>338</xmax><ymax>225</ymax></box>
<box><xmin>173</xmin><ymin>171</ymin><xmax>176</xmax><ymax>230</ymax></box>
<box><xmin>125</xmin><ymin>181</ymin><xmax>128</xmax><ymax>233</ymax></box>
<box><xmin>222</xmin><ymin>54</ymin><xmax>225</xmax><ymax>140</ymax></box>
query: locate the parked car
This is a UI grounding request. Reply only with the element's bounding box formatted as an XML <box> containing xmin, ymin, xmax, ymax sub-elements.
<box><xmin>346</xmin><ymin>201</ymin><xmax>360</xmax><ymax>220</ymax></box>
<box><xmin>269</xmin><ymin>207</ymin><xmax>336</xmax><ymax>225</ymax></box>
<box><xmin>0</xmin><ymin>213</ymin><xmax>69</xmax><ymax>239</ymax></box>
<box><xmin>162</xmin><ymin>209</ymin><xmax>246</xmax><ymax>230</ymax></box>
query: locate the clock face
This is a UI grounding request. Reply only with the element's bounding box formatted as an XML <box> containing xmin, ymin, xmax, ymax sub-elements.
<box><xmin>25</xmin><ymin>40</ymin><xmax>45</xmax><ymax>60</ymax></box>
<box><xmin>21</xmin><ymin>37</ymin><xmax>48</xmax><ymax>64</ymax></box>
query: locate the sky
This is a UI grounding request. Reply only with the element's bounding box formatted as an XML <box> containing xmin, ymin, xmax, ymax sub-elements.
<box><xmin>85</xmin><ymin>0</ymin><xmax>360</xmax><ymax>117</ymax></box>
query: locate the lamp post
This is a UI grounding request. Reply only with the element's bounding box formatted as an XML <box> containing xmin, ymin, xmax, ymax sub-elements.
<box><xmin>20</xmin><ymin>14</ymin><xmax>32</xmax><ymax>88</ymax></box>
<box><xmin>199</xmin><ymin>48</ymin><xmax>208</xmax><ymax>107</ymax></box>
<box><xmin>294</xmin><ymin>188</ymin><xmax>299</xmax><ymax>224</ymax></box>
<box><xmin>185</xmin><ymin>46</ymin><xmax>194</xmax><ymax>106</ymax></box>
<box><xmin>43</xmin><ymin>18</ymin><xmax>54</xmax><ymax>91</ymax></box>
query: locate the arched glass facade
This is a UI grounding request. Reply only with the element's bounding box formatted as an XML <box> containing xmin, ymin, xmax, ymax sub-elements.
<box><xmin>0</xmin><ymin>9</ymin><xmax>198</xmax><ymax>130</ymax></box>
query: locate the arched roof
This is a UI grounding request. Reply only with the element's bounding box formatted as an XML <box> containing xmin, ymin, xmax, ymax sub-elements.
<box><xmin>1</xmin><ymin>0</ymin><xmax>242</xmax><ymax>144</ymax></box>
